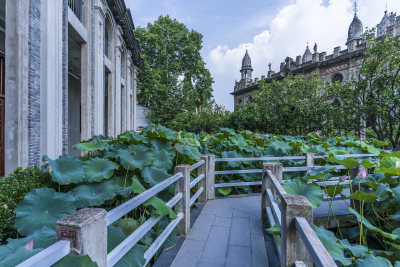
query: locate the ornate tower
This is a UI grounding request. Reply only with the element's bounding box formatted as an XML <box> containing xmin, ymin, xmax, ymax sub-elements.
<box><xmin>240</xmin><ymin>50</ymin><xmax>253</xmax><ymax>82</ymax></box>
<box><xmin>346</xmin><ymin>0</ymin><xmax>363</xmax><ymax>50</ymax></box>
<box><xmin>302</xmin><ymin>45</ymin><xmax>312</xmax><ymax>63</ymax></box>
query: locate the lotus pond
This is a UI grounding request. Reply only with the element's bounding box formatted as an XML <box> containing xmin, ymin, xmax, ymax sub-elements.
<box><xmin>1</xmin><ymin>125</ymin><xmax>399</xmax><ymax>266</ymax></box>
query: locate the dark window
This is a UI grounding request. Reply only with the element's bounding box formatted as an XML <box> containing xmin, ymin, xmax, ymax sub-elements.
<box><xmin>332</xmin><ymin>73</ymin><xmax>344</xmax><ymax>83</ymax></box>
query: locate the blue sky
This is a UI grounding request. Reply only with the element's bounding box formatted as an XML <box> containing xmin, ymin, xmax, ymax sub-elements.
<box><xmin>126</xmin><ymin>0</ymin><xmax>400</xmax><ymax>110</ymax></box>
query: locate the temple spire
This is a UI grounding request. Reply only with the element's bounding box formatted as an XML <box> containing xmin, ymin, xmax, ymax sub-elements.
<box><xmin>353</xmin><ymin>0</ymin><xmax>358</xmax><ymax>15</ymax></box>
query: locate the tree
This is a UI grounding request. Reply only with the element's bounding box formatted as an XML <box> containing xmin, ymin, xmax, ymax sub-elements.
<box><xmin>354</xmin><ymin>29</ymin><xmax>400</xmax><ymax>148</ymax></box>
<box><xmin>135</xmin><ymin>16</ymin><xmax>213</xmax><ymax>125</ymax></box>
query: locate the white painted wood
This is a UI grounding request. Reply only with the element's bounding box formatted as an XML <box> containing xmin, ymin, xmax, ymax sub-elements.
<box><xmin>144</xmin><ymin>212</ymin><xmax>184</xmax><ymax>266</ymax></box>
<box><xmin>266</xmin><ymin>189</ymin><xmax>282</xmax><ymax>227</ymax></box>
<box><xmin>190</xmin><ymin>174</ymin><xmax>205</xmax><ymax>189</ymax></box>
<box><xmin>215</xmin><ymin>181</ymin><xmax>262</xmax><ymax>188</ymax></box>
<box><xmin>313</xmin><ymin>153</ymin><xmax>379</xmax><ymax>159</ymax></box>
<box><xmin>107</xmin><ymin>172</ymin><xmax>182</xmax><ymax>226</ymax></box>
<box><xmin>16</xmin><ymin>240</ymin><xmax>71</xmax><ymax>267</ymax></box>
<box><xmin>295</xmin><ymin>217</ymin><xmax>337</xmax><ymax>267</ymax></box>
<box><xmin>190</xmin><ymin>187</ymin><xmax>204</xmax><ymax>206</ymax></box>
<box><xmin>215</xmin><ymin>169</ymin><xmax>262</xmax><ymax>175</ymax></box>
<box><xmin>189</xmin><ymin>160</ymin><xmax>205</xmax><ymax>171</ymax></box>
<box><xmin>267</xmin><ymin>170</ymin><xmax>287</xmax><ymax>198</ymax></box>
<box><xmin>216</xmin><ymin>156</ymin><xmax>306</xmax><ymax>162</ymax></box>
<box><xmin>107</xmin><ymin>193</ymin><xmax>182</xmax><ymax>266</ymax></box>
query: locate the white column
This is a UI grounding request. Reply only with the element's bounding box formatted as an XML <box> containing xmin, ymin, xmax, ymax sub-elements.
<box><xmin>5</xmin><ymin>0</ymin><xmax>30</xmax><ymax>174</ymax></box>
<box><xmin>126</xmin><ymin>62</ymin><xmax>132</xmax><ymax>130</ymax></box>
<box><xmin>133</xmin><ymin>65</ymin><xmax>138</xmax><ymax>131</ymax></box>
<box><xmin>114</xmin><ymin>32</ymin><xmax>122</xmax><ymax>136</ymax></box>
<box><xmin>93</xmin><ymin>4</ymin><xmax>105</xmax><ymax>136</ymax></box>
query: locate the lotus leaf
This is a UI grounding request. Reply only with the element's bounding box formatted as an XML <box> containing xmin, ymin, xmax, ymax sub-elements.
<box><xmin>114</xmin><ymin>218</ymin><xmax>140</xmax><ymax>236</ymax></box>
<box><xmin>265</xmin><ymin>224</ymin><xmax>280</xmax><ymax>235</ymax></box>
<box><xmin>151</xmin><ymin>140</ymin><xmax>175</xmax><ymax>170</ymax></box>
<box><xmin>347</xmin><ymin>190</ymin><xmax>378</xmax><ymax>204</ymax></box>
<box><xmin>217</xmin><ymin>187</ymin><xmax>232</xmax><ymax>196</ymax></box>
<box><xmin>282</xmin><ymin>179</ymin><xmax>322</xmax><ymax>208</ymax></box>
<box><xmin>73</xmin><ymin>140</ymin><xmax>107</xmax><ymax>152</ymax></box>
<box><xmin>304</xmin><ymin>165</ymin><xmax>336</xmax><ymax>181</ymax></box>
<box><xmin>47</xmin><ymin>155</ymin><xmax>86</xmax><ymax>184</ymax></box>
<box><xmin>14</xmin><ymin>188</ymin><xmax>77</xmax><ymax>236</ymax></box>
<box><xmin>83</xmin><ymin>158</ymin><xmax>119</xmax><ymax>183</ymax></box>
<box><xmin>313</xmin><ymin>226</ymin><xmax>352</xmax><ymax>266</ymax></box>
<box><xmin>107</xmin><ymin>225</ymin><xmax>147</xmax><ymax>267</ymax></box>
<box><xmin>131</xmin><ymin>176</ymin><xmax>146</xmax><ymax>194</ymax></box>
<box><xmin>141</xmin><ymin>166</ymin><xmax>170</xmax><ymax>187</ymax></box>
<box><xmin>117</xmin><ymin>145</ymin><xmax>155</xmax><ymax>170</ymax></box>
<box><xmin>0</xmin><ymin>245</ymin><xmax>43</xmax><ymax>266</ymax></box>
<box><xmin>376</xmin><ymin>157</ymin><xmax>400</xmax><ymax>175</ymax></box>
<box><xmin>220</xmin><ymin>151</ymin><xmax>241</xmax><ymax>168</ymax></box>
<box><xmin>71</xmin><ymin>179</ymin><xmax>119</xmax><ymax>208</ymax></box>
<box><xmin>144</xmin><ymin>196</ymin><xmax>177</xmax><ymax>219</ymax></box>
<box><xmin>348</xmin><ymin>207</ymin><xmax>400</xmax><ymax>240</ymax></box>
<box><xmin>266</xmin><ymin>141</ymin><xmax>292</xmax><ymax>156</ymax></box>
<box><xmin>6</xmin><ymin>226</ymin><xmax>55</xmax><ymax>249</ymax></box>
<box><xmin>355</xmin><ymin>254</ymin><xmax>392</xmax><ymax>267</ymax></box>
<box><xmin>338</xmin><ymin>239</ymin><xmax>368</xmax><ymax>258</ymax></box>
<box><xmin>175</xmin><ymin>143</ymin><xmax>201</xmax><ymax>163</ymax></box>
<box><xmin>53</xmin><ymin>254</ymin><xmax>97</xmax><ymax>267</ymax></box>
<box><xmin>325</xmin><ymin>185</ymin><xmax>344</xmax><ymax>198</ymax></box>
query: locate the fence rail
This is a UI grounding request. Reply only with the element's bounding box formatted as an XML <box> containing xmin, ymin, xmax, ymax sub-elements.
<box><xmin>262</xmin><ymin>163</ymin><xmax>337</xmax><ymax>267</ymax></box>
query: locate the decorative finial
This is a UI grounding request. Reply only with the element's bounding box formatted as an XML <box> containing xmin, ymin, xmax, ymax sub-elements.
<box><xmin>354</xmin><ymin>0</ymin><xmax>358</xmax><ymax>15</ymax></box>
<box><xmin>245</xmin><ymin>45</ymin><xmax>248</xmax><ymax>51</ymax></box>
<box><xmin>385</xmin><ymin>1</ymin><xmax>388</xmax><ymax>13</ymax></box>
<box><xmin>268</xmin><ymin>63</ymin><xmax>271</xmax><ymax>71</ymax></box>
<box><xmin>313</xmin><ymin>43</ymin><xmax>318</xmax><ymax>53</ymax></box>
<box><xmin>307</xmin><ymin>41</ymin><xmax>309</xmax><ymax>47</ymax></box>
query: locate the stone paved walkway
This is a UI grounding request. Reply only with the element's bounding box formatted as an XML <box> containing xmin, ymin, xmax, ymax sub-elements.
<box><xmin>171</xmin><ymin>195</ymin><xmax>269</xmax><ymax>267</ymax></box>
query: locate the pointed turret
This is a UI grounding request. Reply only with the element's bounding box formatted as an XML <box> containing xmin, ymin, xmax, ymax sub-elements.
<box><xmin>240</xmin><ymin>50</ymin><xmax>253</xmax><ymax>81</ymax></box>
<box><xmin>346</xmin><ymin>1</ymin><xmax>363</xmax><ymax>45</ymax></box>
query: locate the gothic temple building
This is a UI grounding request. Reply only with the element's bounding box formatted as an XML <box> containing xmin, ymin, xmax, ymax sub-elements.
<box><xmin>0</xmin><ymin>0</ymin><xmax>142</xmax><ymax>175</ymax></box>
<box><xmin>232</xmin><ymin>7</ymin><xmax>400</xmax><ymax>110</ymax></box>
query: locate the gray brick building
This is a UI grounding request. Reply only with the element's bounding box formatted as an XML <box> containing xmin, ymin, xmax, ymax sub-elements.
<box><xmin>232</xmin><ymin>5</ymin><xmax>400</xmax><ymax>110</ymax></box>
<box><xmin>1</xmin><ymin>0</ymin><xmax>142</xmax><ymax>175</ymax></box>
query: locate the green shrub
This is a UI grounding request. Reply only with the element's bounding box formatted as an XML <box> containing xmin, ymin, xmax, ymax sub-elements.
<box><xmin>0</xmin><ymin>166</ymin><xmax>56</xmax><ymax>243</ymax></box>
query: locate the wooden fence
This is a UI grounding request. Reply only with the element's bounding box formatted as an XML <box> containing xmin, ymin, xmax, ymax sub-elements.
<box><xmin>16</xmin><ymin>152</ymin><xmax>379</xmax><ymax>267</ymax></box>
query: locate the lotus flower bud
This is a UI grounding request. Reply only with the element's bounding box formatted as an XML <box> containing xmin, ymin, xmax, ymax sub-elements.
<box><xmin>358</xmin><ymin>169</ymin><xmax>367</xmax><ymax>179</ymax></box>
<box><xmin>24</xmin><ymin>239</ymin><xmax>34</xmax><ymax>251</ymax></box>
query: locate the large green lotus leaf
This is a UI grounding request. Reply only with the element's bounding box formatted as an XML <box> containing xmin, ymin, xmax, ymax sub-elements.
<box><xmin>376</xmin><ymin>157</ymin><xmax>400</xmax><ymax>175</ymax></box>
<box><xmin>348</xmin><ymin>207</ymin><xmax>399</xmax><ymax>240</ymax></box>
<box><xmin>14</xmin><ymin>188</ymin><xmax>77</xmax><ymax>236</ymax></box>
<box><xmin>282</xmin><ymin>179</ymin><xmax>323</xmax><ymax>208</ymax></box>
<box><xmin>0</xmin><ymin>246</ymin><xmax>43</xmax><ymax>266</ymax></box>
<box><xmin>83</xmin><ymin>158</ymin><xmax>119</xmax><ymax>183</ymax></box>
<box><xmin>338</xmin><ymin>239</ymin><xmax>368</xmax><ymax>258</ymax></box>
<box><xmin>48</xmin><ymin>155</ymin><xmax>86</xmax><ymax>184</ymax></box>
<box><xmin>53</xmin><ymin>254</ymin><xmax>97</xmax><ymax>267</ymax></box>
<box><xmin>175</xmin><ymin>143</ymin><xmax>201</xmax><ymax>164</ymax></box>
<box><xmin>326</xmin><ymin>155</ymin><xmax>360</xmax><ymax>169</ymax></box>
<box><xmin>131</xmin><ymin>176</ymin><xmax>146</xmax><ymax>194</ymax></box>
<box><xmin>6</xmin><ymin>226</ymin><xmax>56</xmax><ymax>250</ymax></box>
<box><xmin>220</xmin><ymin>151</ymin><xmax>241</xmax><ymax>168</ymax></box>
<box><xmin>313</xmin><ymin>226</ymin><xmax>352</xmax><ymax>266</ymax></box>
<box><xmin>144</xmin><ymin>196</ymin><xmax>177</xmax><ymax>219</ymax></box>
<box><xmin>361</xmin><ymin>159</ymin><xmax>378</xmax><ymax>169</ymax></box>
<box><xmin>325</xmin><ymin>185</ymin><xmax>344</xmax><ymax>198</ymax></box>
<box><xmin>217</xmin><ymin>187</ymin><xmax>232</xmax><ymax>196</ymax></box>
<box><xmin>71</xmin><ymin>179</ymin><xmax>119</xmax><ymax>208</ymax></box>
<box><xmin>117</xmin><ymin>145</ymin><xmax>155</xmax><ymax>170</ymax></box>
<box><xmin>266</xmin><ymin>141</ymin><xmax>292</xmax><ymax>156</ymax></box>
<box><xmin>73</xmin><ymin>139</ymin><xmax>108</xmax><ymax>152</ymax></box>
<box><xmin>141</xmin><ymin>166</ymin><xmax>170</xmax><ymax>187</ymax></box>
<box><xmin>304</xmin><ymin>165</ymin><xmax>336</xmax><ymax>181</ymax></box>
<box><xmin>151</xmin><ymin>140</ymin><xmax>175</xmax><ymax>170</ymax></box>
<box><xmin>114</xmin><ymin>218</ymin><xmax>140</xmax><ymax>236</ymax></box>
<box><xmin>117</xmin><ymin>130</ymin><xmax>148</xmax><ymax>144</ymax></box>
<box><xmin>107</xmin><ymin>225</ymin><xmax>146</xmax><ymax>267</ymax></box>
<box><xmin>355</xmin><ymin>254</ymin><xmax>391</xmax><ymax>267</ymax></box>
<box><xmin>346</xmin><ymin>190</ymin><xmax>378</xmax><ymax>204</ymax></box>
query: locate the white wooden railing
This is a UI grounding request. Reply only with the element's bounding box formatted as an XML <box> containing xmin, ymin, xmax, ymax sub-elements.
<box><xmin>17</xmin><ymin>155</ymin><xmax>213</xmax><ymax>267</ymax></box>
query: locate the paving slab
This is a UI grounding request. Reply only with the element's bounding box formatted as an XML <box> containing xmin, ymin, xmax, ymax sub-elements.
<box><xmin>171</xmin><ymin>195</ymin><xmax>269</xmax><ymax>267</ymax></box>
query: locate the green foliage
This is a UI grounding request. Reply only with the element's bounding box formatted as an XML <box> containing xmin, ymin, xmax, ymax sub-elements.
<box><xmin>282</xmin><ymin>179</ymin><xmax>323</xmax><ymax>208</ymax></box>
<box><xmin>135</xmin><ymin>15</ymin><xmax>213</xmax><ymax>126</ymax></box>
<box><xmin>0</xmin><ymin>167</ymin><xmax>56</xmax><ymax>242</ymax></box>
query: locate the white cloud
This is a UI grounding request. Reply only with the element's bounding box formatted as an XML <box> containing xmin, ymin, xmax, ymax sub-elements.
<box><xmin>208</xmin><ymin>0</ymin><xmax>400</xmax><ymax>110</ymax></box>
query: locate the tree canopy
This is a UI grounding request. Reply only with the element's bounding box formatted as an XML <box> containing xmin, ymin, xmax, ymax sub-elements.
<box><xmin>135</xmin><ymin>16</ymin><xmax>214</xmax><ymax>125</ymax></box>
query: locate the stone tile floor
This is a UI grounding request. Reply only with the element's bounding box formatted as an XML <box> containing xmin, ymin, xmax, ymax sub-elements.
<box><xmin>170</xmin><ymin>196</ymin><xmax>269</xmax><ymax>267</ymax></box>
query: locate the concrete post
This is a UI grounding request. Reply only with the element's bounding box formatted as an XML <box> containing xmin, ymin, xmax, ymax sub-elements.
<box><xmin>281</xmin><ymin>195</ymin><xmax>313</xmax><ymax>267</ymax></box>
<box><xmin>304</xmin><ymin>153</ymin><xmax>314</xmax><ymax>169</ymax></box>
<box><xmin>198</xmin><ymin>155</ymin><xmax>209</xmax><ymax>202</ymax></box>
<box><xmin>206</xmin><ymin>154</ymin><xmax>216</xmax><ymax>200</ymax></box>
<box><xmin>174</xmin><ymin>164</ymin><xmax>191</xmax><ymax>236</ymax></box>
<box><xmin>56</xmin><ymin>208</ymin><xmax>107</xmax><ymax>267</ymax></box>
<box><xmin>262</xmin><ymin>163</ymin><xmax>283</xmax><ymax>225</ymax></box>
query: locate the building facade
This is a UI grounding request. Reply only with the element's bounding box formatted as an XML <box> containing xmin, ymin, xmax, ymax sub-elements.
<box><xmin>1</xmin><ymin>0</ymin><xmax>142</xmax><ymax>176</ymax></box>
<box><xmin>232</xmin><ymin>7</ymin><xmax>400</xmax><ymax>110</ymax></box>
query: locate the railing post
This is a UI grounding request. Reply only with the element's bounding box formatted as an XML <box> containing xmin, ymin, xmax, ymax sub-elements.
<box><xmin>56</xmin><ymin>208</ymin><xmax>107</xmax><ymax>267</ymax></box>
<box><xmin>262</xmin><ymin>162</ymin><xmax>283</xmax><ymax>225</ymax></box>
<box><xmin>174</xmin><ymin>164</ymin><xmax>191</xmax><ymax>236</ymax></box>
<box><xmin>304</xmin><ymin>153</ymin><xmax>314</xmax><ymax>171</ymax></box>
<box><xmin>205</xmin><ymin>154</ymin><xmax>216</xmax><ymax>200</ymax></box>
<box><xmin>281</xmin><ymin>195</ymin><xmax>313</xmax><ymax>267</ymax></box>
<box><xmin>198</xmin><ymin>155</ymin><xmax>209</xmax><ymax>202</ymax></box>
